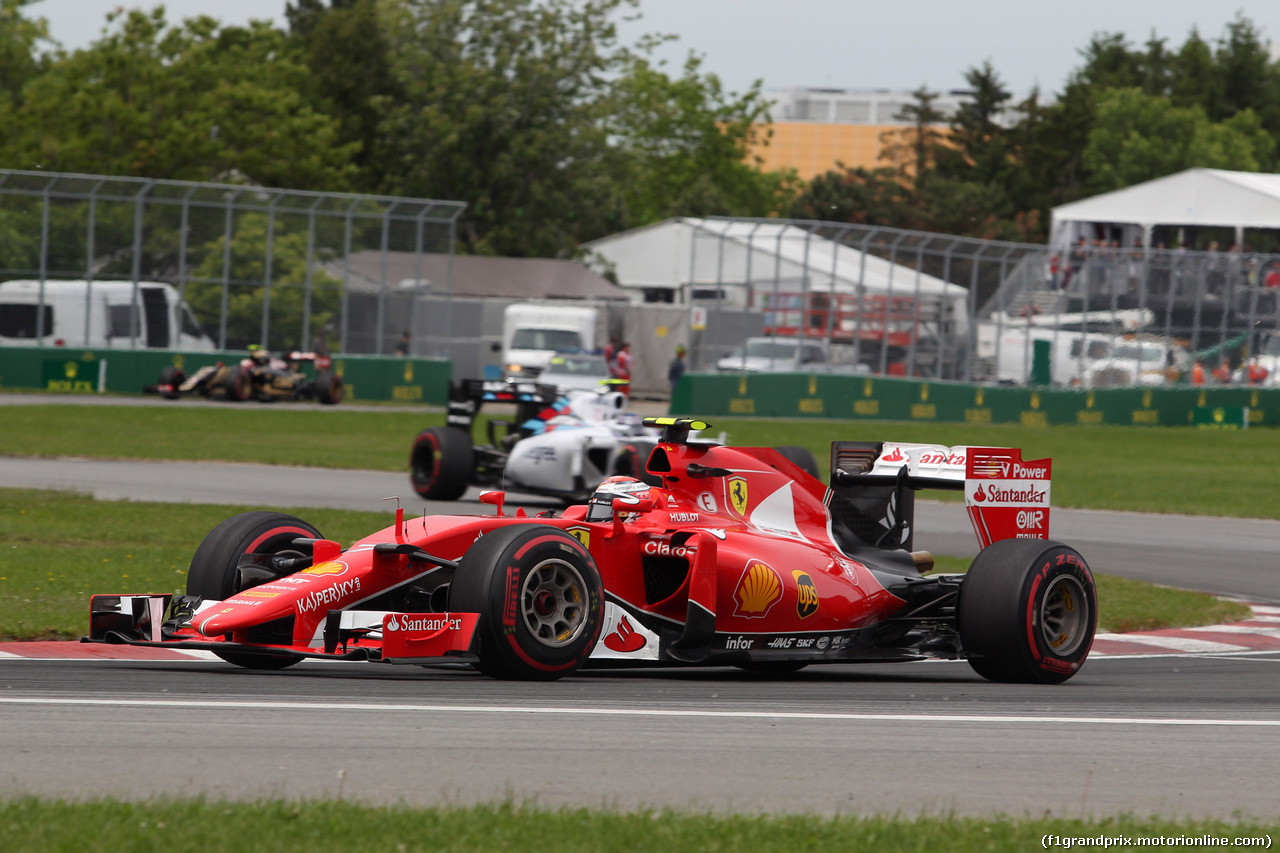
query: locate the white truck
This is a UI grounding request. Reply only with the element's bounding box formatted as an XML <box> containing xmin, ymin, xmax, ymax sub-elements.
<box><xmin>501</xmin><ymin>302</ymin><xmax>600</xmax><ymax>379</ymax></box>
<box><xmin>992</xmin><ymin>326</ymin><xmax>1185</xmax><ymax>387</ymax></box>
<box><xmin>0</xmin><ymin>280</ymin><xmax>215</xmax><ymax>351</ymax></box>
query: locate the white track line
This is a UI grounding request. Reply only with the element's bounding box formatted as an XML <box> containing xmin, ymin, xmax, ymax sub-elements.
<box><xmin>0</xmin><ymin>696</ymin><xmax>1278</xmax><ymax>727</ymax></box>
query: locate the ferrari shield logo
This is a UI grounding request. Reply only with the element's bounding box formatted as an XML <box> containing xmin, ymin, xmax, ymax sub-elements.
<box><xmin>728</xmin><ymin>477</ymin><xmax>749</xmax><ymax>516</ymax></box>
<box><xmin>566</xmin><ymin>526</ymin><xmax>591</xmax><ymax>549</ymax></box>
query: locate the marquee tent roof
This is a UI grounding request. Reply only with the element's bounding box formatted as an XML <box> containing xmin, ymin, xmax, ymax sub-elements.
<box><xmin>1051</xmin><ymin>168</ymin><xmax>1280</xmax><ymax>238</ymax></box>
<box><xmin>583</xmin><ymin>217</ymin><xmax>967</xmax><ymax>298</ymax></box>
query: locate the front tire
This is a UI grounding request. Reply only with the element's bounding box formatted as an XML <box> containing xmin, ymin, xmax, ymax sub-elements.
<box><xmin>223</xmin><ymin>365</ymin><xmax>253</xmax><ymax>402</ymax></box>
<box><xmin>410</xmin><ymin>427</ymin><xmax>474</xmax><ymax>500</ymax></box>
<box><xmin>158</xmin><ymin>366</ymin><xmax>184</xmax><ymax>399</ymax></box>
<box><xmin>958</xmin><ymin>538</ymin><xmax>1096</xmax><ymax>684</ymax></box>
<box><xmin>187</xmin><ymin>511</ymin><xmax>322</xmax><ymax>670</ymax></box>
<box><xmin>449</xmin><ymin>525</ymin><xmax>605</xmax><ymax>680</ymax></box>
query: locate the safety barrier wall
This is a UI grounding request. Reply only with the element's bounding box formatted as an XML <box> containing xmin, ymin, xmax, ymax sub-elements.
<box><xmin>670</xmin><ymin>372</ymin><xmax>1278</xmax><ymax>429</ymax></box>
<box><xmin>0</xmin><ymin>347</ymin><xmax>452</xmax><ymax>405</ymax></box>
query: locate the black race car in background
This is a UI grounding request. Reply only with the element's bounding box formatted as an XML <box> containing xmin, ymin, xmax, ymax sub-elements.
<box><xmin>149</xmin><ymin>348</ymin><xmax>343</xmax><ymax>404</ymax></box>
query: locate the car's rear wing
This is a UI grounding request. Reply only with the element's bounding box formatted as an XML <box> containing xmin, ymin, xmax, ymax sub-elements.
<box><xmin>445</xmin><ymin>378</ymin><xmax>561</xmax><ymax>436</ymax></box>
<box><xmin>829</xmin><ymin>441</ymin><xmax>1052</xmax><ymax>550</ymax></box>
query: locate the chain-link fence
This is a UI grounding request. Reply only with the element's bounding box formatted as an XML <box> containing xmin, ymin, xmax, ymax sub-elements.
<box><xmin>679</xmin><ymin>218</ymin><xmax>1280</xmax><ymax>388</ymax></box>
<box><xmin>0</xmin><ymin>169</ymin><xmax>464</xmax><ymax>356</ymax></box>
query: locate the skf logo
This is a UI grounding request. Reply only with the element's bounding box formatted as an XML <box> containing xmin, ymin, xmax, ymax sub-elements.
<box><xmin>302</xmin><ymin>561</ymin><xmax>347</xmax><ymax>576</ymax></box>
<box><xmin>792</xmin><ymin>571</ymin><xmax>819</xmax><ymax>618</ymax></box>
<box><xmin>566</xmin><ymin>526</ymin><xmax>591</xmax><ymax>549</ymax></box>
<box><xmin>733</xmin><ymin>561</ymin><xmax>782</xmax><ymax>618</ymax></box>
<box><xmin>728</xmin><ymin>477</ymin><xmax>749</xmax><ymax>516</ymax></box>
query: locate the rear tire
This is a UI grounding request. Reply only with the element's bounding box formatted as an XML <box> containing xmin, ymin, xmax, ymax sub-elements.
<box><xmin>449</xmin><ymin>525</ymin><xmax>604</xmax><ymax>680</ymax></box>
<box><xmin>409</xmin><ymin>427</ymin><xmax>474</xmax><ymax>501</ymax></box>
<box><xmin>314</xmin><ymin>371</ymin><xmax>343</xmax><ymax>404</ymax></box>
<box><xmin>187</xmin><ymin>511</ymin><xmax>322</xmax><ymax>670</ymax></box>
<box><xmin>614</xmin><ymin>440</ymin><xmax>661</xmax><ymax>487</ymax></box>
<box><xmin>774</xmin><ymin>445</ymin><xmax>821</xmax><ymax>480</ymax></box>
<box><xmin>957</xmin><ymin>538</ymin><xmax>1096</xmax><ymax>684</ymax></box>
<box><xmin>158</xmin><ymin>366</ymin><xmax>184</xmax><ymax>400</ymax></box>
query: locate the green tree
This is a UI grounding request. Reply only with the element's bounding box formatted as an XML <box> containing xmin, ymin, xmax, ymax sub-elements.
<box><xmin>373</xmin><ymin>0</ymin><xmax>630</xmax><ymax>256</ymax></box>
<box><xmin>786</xmin><ymin>167</ymin><xmax>910</xmax><ymax>225</ymax></box>
<box><xmin>285</xmin><ymin>0</ymin><xmax>401</xmax><ymax>190</ymax></box>
<box><xmin>1083</xmin><ymin>88</ymin><xmax>1275</xmax><ymax>192</ymax></box>
<box><xmin>878</xmin><ymin>85</ymin><xmax>947</xmax><ymax>183</ymax></box>
<box><xmin>608</xmin><ymin>54</ymin><xmax>797</xmax><ymax>225</ymax></box>
<box><xmin>0</xmin><ymin>0</ymin><xmax>48</xmax><ymax>111</ymax></box>
<box><xmin>0</xmin><ymin>8</ymin><xmax>357</xmax><ymax>189</ymax></box>
<box><xmin>187</xmin><ymin>213</ymin><xmax>342</xmax><ymax>350</ymax></box>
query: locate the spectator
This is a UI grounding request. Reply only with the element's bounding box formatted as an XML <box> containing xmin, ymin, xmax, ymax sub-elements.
<box><xmin>1212</xmin><ymin>355</ymin><xmax>1232</xmax><ymax>384</ymax></box>
<box><xmin>311</xmin><ymin>329</ymin><xmax>330</xmax><ymax>357</ymax></box>
<box><xmin>614</xmin><ymin>341</ymin><xmax>632</xmax><ymax>396</ymax></box>
<box><xmin>1264</xmin><ymin>262</ymin><xmax>1280</xmax><ymax>289</ymax></box>
<box><xmin>1062</xmin><ymin>236</ymin><xmax>1087</xmax><ymax>290</ymax></box>
<box><xmin>1246</xmin><ymin>357</ymin><xmax>1270</xmax><ymax>386</ymax></box>
<box><xmin>668</xmin><ymin>344</ymin><xmax>686</xmax><ymax>397</ymax></box>
<box><xmin>395</xmin><ymin>330</ymin><xmax>410</xmax><ymax>357</ymax></box>
<box><xmin>603</xmin><ymin>336</ymin><xmax>619</xmax><ymax>373</ymax></box>
<box><xmin>1191</xmin><ymin>359</ymin><xmax>1206</xmax><ymax>386</ymax></box>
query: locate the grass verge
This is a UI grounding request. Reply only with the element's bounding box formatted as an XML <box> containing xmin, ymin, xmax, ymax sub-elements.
<box><xmin>1</xmin><ymin>489</ymin><xmax>1250</xmax><ymax>641</ymax></box>
<box><xmin>0</xmin><ymin>799</ymin><xmax>1275</xmax><ymax>851</ymax></box>
<box><xmin>2</xmin><ymin>403</ymin><xmax>1278</xmax><ymax>518</ymax></box>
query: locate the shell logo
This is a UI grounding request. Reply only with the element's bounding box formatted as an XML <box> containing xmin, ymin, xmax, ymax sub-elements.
<box><xmin>733</xmin><ymin>561</ymin><xmax>783</xmax><ymax>618</ymax></box>
<box><xmin>302</xmin><ymin>561</ymin><xmax>347</xmax><ymax>576</ymax></box>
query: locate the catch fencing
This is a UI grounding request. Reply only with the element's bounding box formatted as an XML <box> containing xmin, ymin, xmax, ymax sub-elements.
<box><xmin>0</xmin><ymin>169</ymin><xmax>464</xmax><ymax>356</ymax></box>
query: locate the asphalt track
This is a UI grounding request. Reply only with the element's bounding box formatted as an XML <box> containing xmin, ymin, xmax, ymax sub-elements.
<box><xmin>2</xmin><ymin>395</ymin><xmax>1278</xmax><ymax>817</ymax></box>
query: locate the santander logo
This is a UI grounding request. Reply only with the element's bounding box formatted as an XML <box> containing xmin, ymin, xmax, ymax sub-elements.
<box><xmin>603</xmin><ymin>615</ymin><xmax>647</xmax><ymax>653</ymax></box>
<box><xmin>881</xmin><ymin>447</ymin><xmax>905</xmax><ymax>462</ymax></box>
<box><xmin>972</xmin><ymin>485</ymin><xmax>987</xmax><ymax>502</ymax></box>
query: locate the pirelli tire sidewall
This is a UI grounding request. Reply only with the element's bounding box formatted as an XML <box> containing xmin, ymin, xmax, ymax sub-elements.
<box><xmin>451</xmin><ymin>525</ymin><xmax>605</xmax><ymax>681</ymax></box>
<box><xmin>409</xmin><ymin>426</ymin><xmax>473</xmax><ymax>501</ymax></box>
<box><xmin>958</xmin><ymin>538</ymin><xmax>1097</xmax><ymax>685</ymax></box>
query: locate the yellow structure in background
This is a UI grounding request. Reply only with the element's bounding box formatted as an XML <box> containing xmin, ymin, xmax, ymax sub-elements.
<box><xmin>749</xmin><ymin>122</ymin><xmax>891</xmax><ymax>179</ymax></box>
<box><xmin>749</xmin><ymin>87</ymin><xmax>976</xmax><ymax>180</ymax></box>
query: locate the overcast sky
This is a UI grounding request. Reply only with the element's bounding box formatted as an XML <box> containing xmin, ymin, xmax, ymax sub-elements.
<box><xmin>30</xmin><ymin>0</ymin><xmax>1280</xmax><ymax>99</ymax></box>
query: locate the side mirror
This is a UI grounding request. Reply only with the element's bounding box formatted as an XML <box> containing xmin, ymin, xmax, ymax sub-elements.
<box><xmin>614</xmin><ymin>497</ymin><xmax>655</xmax><ymax>514</ymax></box>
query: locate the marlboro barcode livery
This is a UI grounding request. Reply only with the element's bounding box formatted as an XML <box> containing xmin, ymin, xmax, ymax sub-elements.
<box><xmin>87</xmin><ymin>419</ymin><xmax>1096</xmax><ymax>684</ymax></box>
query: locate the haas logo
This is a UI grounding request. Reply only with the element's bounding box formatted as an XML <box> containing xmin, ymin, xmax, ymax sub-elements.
<box><xmin>604</xmin><ymin>616</ymin><xmax>647</xmax><ymax>653</ymax></box>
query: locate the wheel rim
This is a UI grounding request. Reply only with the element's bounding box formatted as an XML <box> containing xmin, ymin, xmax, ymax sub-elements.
<box><xmin>520</xmin><ymin>557</ymin><xmax>588</xmax><ymax>648</ymax></box>
<box><xmin>1039</xmin><ymin>575</ymin><xmax>1089</xmax><ymax>656</ymax></box>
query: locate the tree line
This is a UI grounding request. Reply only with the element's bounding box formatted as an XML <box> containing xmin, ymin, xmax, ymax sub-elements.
<box><xmin>1</xmin><ymin>0</ymin><xmax>1278</xmax><ymax>256</ymax></box>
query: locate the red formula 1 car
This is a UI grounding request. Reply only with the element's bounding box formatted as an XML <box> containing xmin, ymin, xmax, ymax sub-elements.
<box><xmin>86</xmin><ymin>418</ymin><xmax>1097</xmax><ymax>684</ymax></box>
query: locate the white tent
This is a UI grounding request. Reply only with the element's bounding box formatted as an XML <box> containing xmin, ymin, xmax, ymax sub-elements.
<box><xmin>1050</xmin><ymin>168</ymin><xmax>1280</xmax><ymax>249</ymax></box>
<box><xmin>583</xmin><ymin>217</ymin><xmax>968</xmax><ymax>307</ymax></box>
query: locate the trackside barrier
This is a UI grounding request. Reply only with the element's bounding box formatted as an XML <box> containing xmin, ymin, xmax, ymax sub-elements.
<box><xmin>0</xmin><ymin>347</ymin><xmax>451</xmax><ymax>405</ymax></box>
<box><xmin>670</xmin><ymin>372</ymin><xmax>1279</xmax><ymax>428</ymax></box>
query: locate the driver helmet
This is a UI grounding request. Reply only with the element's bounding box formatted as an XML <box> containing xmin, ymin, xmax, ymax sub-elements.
<box><xmin>248</xmin><ymin>346</ymin><xmax>271</xmax><ymax>366</ymax></box>
<box><xmin>585</xmin><ymin>476</ymin><xmax>652</xmax><ymax>522</ymax></box>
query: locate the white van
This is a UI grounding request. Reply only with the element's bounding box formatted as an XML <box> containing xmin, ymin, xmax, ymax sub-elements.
<box><xmin>501</xmin><ymin>302</ymin><xmax>600</xmax><ymax>378</ymax></box>
<box><xmin>994</xmin><ymin>327</ymin><xmax>1183</xmax><ymax>387</ymax></box>
<box><xmin>0</xmin><ymin>280</ymin><xmax>214</xmax><ymax>351</ymax></box>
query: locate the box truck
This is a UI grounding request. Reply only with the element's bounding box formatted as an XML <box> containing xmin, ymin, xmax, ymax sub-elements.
<box><xmin>501</xmin><ymin>302</ymin><xmax>600</xmax><ymax>378</ymax></box>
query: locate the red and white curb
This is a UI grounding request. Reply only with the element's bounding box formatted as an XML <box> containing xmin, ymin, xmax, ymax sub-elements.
<box><xmin>2</xmin><ymin>604</ymin><xmax>1278</xmax><ymax>662</ymax></box>
<box><xmin>1090</xmin><ymin>603</ymin><xmax>1280</xmax><ymax>657</ymax></box>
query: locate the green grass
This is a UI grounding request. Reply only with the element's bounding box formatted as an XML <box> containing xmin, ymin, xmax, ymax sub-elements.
<box><xmin>0</xmin><ymin>489</ymin><xmax>1250</xmax><ymax>641</ymax></box>
<box><xmin>2</xmin><ymin>404</ymin><xmax>1278</xmax><ymax>518</ymax></box>
<box><xmin>0</xmin><ymin>799</ymin><xmax>1275</xmax><ymax>851</ymax></box>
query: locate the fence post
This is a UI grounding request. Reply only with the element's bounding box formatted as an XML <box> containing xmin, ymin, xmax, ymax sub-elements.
<box><xmin>36</xmin><ymin>178</ymin><xmax>53</xmax><ymax>345</ymax></box>
<box><xmin>964</xmin><ymin>243</ymin><xmax>986</xmax><ymax>383</ymax></box>
<box><xmin>129</xmin><ymin>180</ymin><xmax>154</xmax><ymax>349</ymax></box>
<box><xmin>301</xmin><ymin>197</ymin><xmax>322</xmax><ymax>354</ymax></box>
<box><xmin>219</xmin><ymin>191</ymin><xmax>240</xmax><ymax>351</ymax></box>
<box><xmin>83</xmin><ymin>179</ymin><xmax>104</xmax><ymax>348</ymax></box>
<box><xmin>260</xmin><ymin>194</ymin><xmax>281</xmax><ymax>350</ymax></box>
<box><xmin>340</xmin><ymin>201</ymin><xmax>356</xmax><ymax>354</ymax></box>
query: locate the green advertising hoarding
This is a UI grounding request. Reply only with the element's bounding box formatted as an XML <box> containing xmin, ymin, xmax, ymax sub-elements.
<box><xmin>670</xmin><ymin>372</ymin><xmax>1279</xmax><ymax>428</ymax></box>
